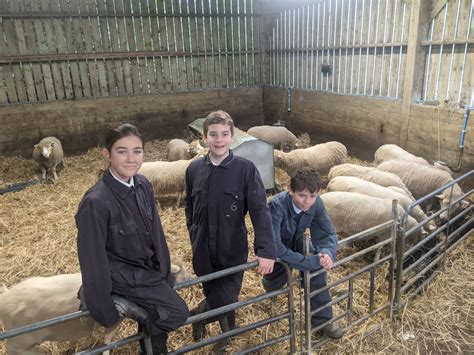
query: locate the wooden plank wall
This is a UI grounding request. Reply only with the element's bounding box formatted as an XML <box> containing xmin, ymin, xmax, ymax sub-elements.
<box><xmin>0</xmin><ymin>0</ymin><xmax>263</xmax><ymax>103</ymax></box>
<box><xmin>1</xmin><ymin>87</ymin><xmax>264</xmax><ymax>156</ymax></box>
<box><xmin>265</xmin><ymin>0</ymin><xmax>474</xmax><ymax>108</ymax></box>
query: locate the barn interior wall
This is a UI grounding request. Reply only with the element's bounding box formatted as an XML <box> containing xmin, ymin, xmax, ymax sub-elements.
<box><xmin>0</xmin><ymin>87</ymin><xmax>264</xmax><ymax>157</ymax></box>
<box><xmin>263</xmin><ymin>86</ymin><xmax>474</xmax><ymax>172</ymax></box>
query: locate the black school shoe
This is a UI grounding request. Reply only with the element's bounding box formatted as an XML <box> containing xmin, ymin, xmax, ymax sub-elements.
<box><xmin>318</xmin><ymin>323</ymin><xmax>345</xmax><ymax>339</ymax></box>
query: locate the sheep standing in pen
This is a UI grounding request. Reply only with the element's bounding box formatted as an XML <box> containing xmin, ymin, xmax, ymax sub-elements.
<box><xmin>167</xmin><ymin>139</ymin><xmax>204</xmax><ymax>161</ymax></box>
<box><xmin>0</xmin><ymin>260</ymin><xmax>190</xmax><ymax>354</ymax></box>
<box><xmin>320</xmin><ymin>191</ymin><xmax>424</xmax><ymax>261</ymax></box>
<box><xmin>138</xmin><ymin>159</ymin><xmax>192</xmax><ymax>206</ymax></box>
<box><xmin>274</xmin><ymin>141</ymin><xmax>347</xmax><ymax>177</ymax></box>
<box><xmin>247</xmin><ymin>125</ymin><xmax>300</xmax><ymax>151</ymax></box>
<box><xmin>32</xmin><ymin>136</ymin><xmax>65</xmax><ymax>182</ymax></box>
<box><xmin>327</xmin><ymin>176</ymin><xmax>436</xmax><ymax>231</ymax></box>
<box><xmin>328</xmin><ymin>163</ymin><xmax>414</xmax><ymax>199</ymax></box>
<box><xmin>377</xmin><ymin>160</ymin><xmax>468</xmax><ymax>219</ymax></box>
<box><xmin>374</xmin><ymin>144</ymin><xmax>453</xmax><ymax>175</ymax></box>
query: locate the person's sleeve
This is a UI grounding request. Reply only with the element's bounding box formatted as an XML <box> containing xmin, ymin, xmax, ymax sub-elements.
<box><xmin>270</xmin><ymin>201</ymin><xmax>321</xmax><ymax>271</ymax></box>
<box><xmin>184</xmin><ymin>166</ymin><xmax>193</xmax><ymax>232</ymax></box>
<box><xmin>76</xmin><ymin>197</ymin><xmax>120</xmax><ymax>328</ymax></box>
<box><xmin>246</xmin><ymin>164</ymin><xmax>276</xmax><ymax>260</ymax></box>
<box><xmin>310</xmin><ymin>197</ymin><xmax>338</xmax><ymax>262</ymax></box>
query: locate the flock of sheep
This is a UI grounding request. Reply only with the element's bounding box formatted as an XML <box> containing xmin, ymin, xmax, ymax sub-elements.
<box><xmin>4</xmin><ymin>124</ymin><xmax>468</xmax><ymax>353</ymax></box>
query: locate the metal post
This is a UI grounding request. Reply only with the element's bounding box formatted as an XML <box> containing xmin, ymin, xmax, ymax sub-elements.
<box><xmin>303</xmin><ymin>228</ymin><xmax>312</xmax><ymax>354</ymax></box>
<box><xmin>393</xmin><ymin>203</ymin><xmax>404</xmax><ymax>315</ymax></box>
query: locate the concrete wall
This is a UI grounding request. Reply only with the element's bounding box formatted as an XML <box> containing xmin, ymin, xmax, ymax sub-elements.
<box><xmin>0</xmin><ymin>87</ymin><xmax>264</xmax><ymax>157</ymax></box>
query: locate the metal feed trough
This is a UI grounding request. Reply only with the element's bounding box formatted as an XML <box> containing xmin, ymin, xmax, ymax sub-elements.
<box><xmin>188</xmin><ymin>118</ymin><xmax>275</xmax><ymax>190</ymax></box>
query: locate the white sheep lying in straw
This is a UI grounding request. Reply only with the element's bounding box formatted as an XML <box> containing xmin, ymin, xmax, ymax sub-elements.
<box><xmin>328</xmin><ymin>163</ymin><xmax>415</xmax><ymax>200</ymax></box>
<box><xmin>320</xmin><ymin>191</ymin><xmax>425</xmax><ymax>261</ymax></box>
<box><xmin>138</xmin><ymin>159</ymin><xmax>192</xmax><ymax>206</ymax></box>
<box><xmin>377</xmin><ymin>160</ymin><xmax>468</xmax><ymax>219</ymax></box>
<box><xmin>327</xmin><ymin>176</ymin><xmax>436</xmax><ymax>231</ymax></box>
<box><xmin>32</xmin><ymin>137</ymin><xmax>65</xmax><ymax>182</ymax></box>
<box><xmin>0</xmin><ymin>260</ymin><xmax>190</xmax><ymax>354</ymax></box>
<box><xmin>274</xmin><ymin>141</ymin><xmax>347</xmax><ymax>177</ymax></box>
<box><xmin>374</xmin><ymin>144</ymin><xmax>453</xmax><ymax>175</ymax></box>
<box><xmin>167</xmin><ymin>139</ymin><xmax>204</xmax><ymax>161</ymax></box>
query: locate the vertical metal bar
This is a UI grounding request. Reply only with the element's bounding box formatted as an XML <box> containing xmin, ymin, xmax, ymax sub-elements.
<box><xmin>310</xmin><ymin>4</ymin><xmax>315</xmax><ymax>90</ymax></box>
<box><xmin>316</xmin><ymin>3</ymin><xmax>320</xmax><ymax>90</ymax></box>
<box><xmin>272</xmin><ymin>26</ymin><xmax>275</xmax><ymax>85</ymax></box>
<box><xmin>280</xmin><ymin>12</ymin><xmax>283</xmax><ymax>86</ymax></box>
<box><xmin>423</xmin><ymin>19</ymin><xmax>435</xmax><ymax>101</ymax></box>
<box><xmin>446</xmin><ymin>0</ymin><xmax>462</xmax><ymax>101</ymax></box>
<box><xmin>185</xmin><ymin>0</ymin><xmax>195</xmax><ymax>88</ymax></box>
<box><xmin>326</xmin><ymin>0</ymin><xmax>331</xmax><ymax>91</ymax></box>
<box><xmin>321</xmin><ymin>2</ymin><xmax>326</xmax><ymax>91</ymax></box>
<box><xmin>332</xmin><ymin>0</ymin><xmax>337</xmax><ymax>91</ymax></box>
<box><xmin>243</xmin><ymin>0</ymin><xmax>249</xmax><ymax>86</ymax></box>
<box><xmin>284</xmin><ymin>10</ymin><xmax>287</xmax><ymax>86</ymax></box>
<box><xmin>306</xmin><ymin>5</ymin><xmax>310</xmax><ymax>89</ymax></box>
<box><xmin>344</xmin><ymin>0</ymin><xmax>351</xmax><ymax>93</ymax></box>
<box><xmin>283</xmin><ymin>263</ymin><xmax>297</xmax><ymax>354</ymax></box>
<box><xmin>369</xmin><ymin>267</ymin><xmax>375</xmax><ymax>313</ymax></box>
<box><xmin>357</xmin><ymin>0</ymin><xmax>365</xmax><ymax>94</ymax></box>
<box><xmin>371</xmin><ymin>0</ymin><xmax>381</xmax><ymax>95</ymax></box>
<box><xmin>230</xmin><ymin>0</ymin><xmax>237</xmax><ymax>88</ymax></box>
<box><xmin>292</xmin><ymin>8</ymin><xmax>296</xmax><ymax>87</ymax></box>
<box><xmin>395</xmin><ymin>1</ymin><xmax>406</xmax><ymax>99</ymax></box>
<box><xmin>200</xmin><ymin>0</ymin><xmax>210</xmax><ymax>87</ymax></box>
<box><xmin>387</xmin><ymin>0</ymin><xmax>398</xmax><ymax>98</ymax></box>
<box><xmin>296</xmin><ymin>7</ymin><xmax>300</xmax><ymax>88</ymax></box>
<box><xmin>364</xmin><ymin>0</ymin><xmax>372</xmax><ymax>94</ymax></box>
<box><xmin>250</xmin><ymin>0</ymin><xmax>255</xmax><ymax>85</ymax></box>
<box><xmin>338</xmin><ymin>0</ymin><xmax>344</xmax><ymax>93</ymax></box>
<box><xmin>350</xmin><ymin>0</ymin><xmax>358</xmax><ymax>94</ymax></box>
<box><xmin>303</xmin><ymin>228</ymin><xmax>312</xmax><ymax>354</ymax></box>
<box><xmin>387</xmin><ymin>199</ymin><xmax>398</xmax><ymax>319</ymax></box>
<box><xmin>393</xmin><ymin>210</ymin><xmax>405</xmax><ymax>315</ymax></box>
<box><xmin>347</xmin><ymin>278</ymin><xmax>354</xmax><ymax>325</ymax></box>
<box><xmin>434</xmin><ymin>4</ymin><xmax>449</xmax><ymax>101</ymax></box>
<box><xmin>378</xmin><ymin>0</ymin><xmax>390</xmax><ymax>96</ymax></box>
<box><xmin>458</xmin><ymin>0</ymin><xmax>473</xmax><ymax>104</ymax></box>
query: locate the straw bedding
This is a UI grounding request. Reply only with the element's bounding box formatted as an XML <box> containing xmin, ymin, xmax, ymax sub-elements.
<box><xmin>0</xmin><ymin>140</ymin><xmax>472</xmax><ymax>354</ymax></box>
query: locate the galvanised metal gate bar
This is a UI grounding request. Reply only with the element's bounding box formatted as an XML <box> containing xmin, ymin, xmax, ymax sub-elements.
<box><xmin>0</xmin><ymin>260</ymin><xmax>296</xmax><ymax>354</ymax></box>
<box><xmin>302</xmin><ymin>200</ymin><xmax>399</xmax><ymax>354</ymax></box>
<box><xmin>394</xmin><ymin>170</ymin><xmax>474</xmax><ymax>311</ymax></box>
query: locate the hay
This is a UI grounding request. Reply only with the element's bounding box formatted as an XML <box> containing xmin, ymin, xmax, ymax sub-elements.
<box><xmin>0</xmin><ymin>140</ymin><xmax>472</xmax><ymax>354</ymax></box>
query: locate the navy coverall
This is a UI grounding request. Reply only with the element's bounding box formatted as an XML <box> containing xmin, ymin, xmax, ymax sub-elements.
<box><xmin>263</xmin><ymin>191</ymin><xmax>338</xmax><ymax>326</ymax></box>
<box><xmin>76</xmin><ymin>171</ymin><xmax>189</xmax><ymax>352</ymax></box>
<box><xmin>185</xmin><ymin>152</ymin><xmax>276</xmax><ymax>310</ymax></box>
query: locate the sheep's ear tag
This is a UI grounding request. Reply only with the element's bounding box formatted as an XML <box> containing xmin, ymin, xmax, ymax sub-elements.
<box><xmin>435</xmin><ymin>194</ymin><xmax>443</xmax><ymax>199</ymax></box>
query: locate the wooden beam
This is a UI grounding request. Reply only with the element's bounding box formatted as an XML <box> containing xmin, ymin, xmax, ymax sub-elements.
<box><xmin>399</xmin><ymin>0</ymin><xmax>430</xmax><ymax>148</ymax></box>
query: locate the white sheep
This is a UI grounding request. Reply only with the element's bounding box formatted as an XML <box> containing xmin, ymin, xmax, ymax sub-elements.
<box><xmin>327</xmin><ymin>176</ymin><xmax>436</xmax><ymax>231</ymax></box>
<box><xmin>138</xmin><ymin>159</ymin><xmax>192</xmax><ymax>205</ymax></box>
<box><xmin>32</xmin><ymin>137</ymin><xmax>65</xmax><ymax>181</ymax></box>
<box><xmin>247</xmin><ymin>125</ymin><xmax>300</xmax><ymax>151</ymax></box>
<box><xmin>274</xmin><ymin>141</ymin><xmax>347</xmax><ymax>177</ymax></box>
<box><xmin>167</xmin><ymin>139</ymin><xmax>204</xmax><ymax>162</ymax></box>
<box><xmin>320</xmin><ymin>191</ymin><xmax>424</xmax><ymax>260</ymax></box>
<box><xmin>0</xmin><ymin>260</ymin><xmax>190</xmax><ymax>354</ymax></box>
<box><xmin>328</xmin><ymin>163</ymin><xmax>414</xmax><ymax>199</ymax></box>
<box><xmin>374</xmin><ymin>144</ymin><xmax>453</xmax><ymax>175</ymax></box>
<box><xmin>377</xmin><ymin>160</ymin><xmax>468</xmax><ymax>219</ymax></box>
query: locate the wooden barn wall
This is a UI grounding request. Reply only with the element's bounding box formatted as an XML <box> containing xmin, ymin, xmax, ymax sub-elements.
<box><xmin>0</xmin><ymin>87</ymin><xmax>264</xmax><ymax>157</ymax></box>
<box><xmin>265</xmin><ymin>0</ymin><xmax>474</xmax><ymax>108</ymax></box>
<box><xmin>264</xmin><ymin>86</ymin><xmax>474</xmax><ymax>170</ymax></box>
<box><xmin>0</xmin><ymin>0</ymin><xmax>264</xmax><ymax>104</ymax></box>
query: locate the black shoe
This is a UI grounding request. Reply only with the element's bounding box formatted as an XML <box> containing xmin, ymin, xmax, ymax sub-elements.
<box><xmin>318</xmin><ymin>323</ymin><xmax>345</xmax><ymax>339</ymax></box>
